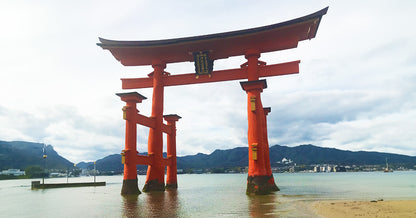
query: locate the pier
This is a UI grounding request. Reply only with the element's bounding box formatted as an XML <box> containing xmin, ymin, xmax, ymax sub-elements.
<box><xmin>31</xmin><ymin>181</ymin><xmax>105</xmax><ymax>189</ymax></box>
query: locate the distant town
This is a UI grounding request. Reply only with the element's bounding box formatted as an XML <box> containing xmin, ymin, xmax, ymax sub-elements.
<box><xmin>169</xmin><ymin>162</ymin><xmax>415</xmax><ymax>175</ymax></box>
<box><xmin>3</xmin><ymin>156</ymin><xmax>415</xmax><ymax>180</ymax></box>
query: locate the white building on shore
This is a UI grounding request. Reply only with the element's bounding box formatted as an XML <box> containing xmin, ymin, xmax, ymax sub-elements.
<box><xmin>0</xmin><ymin>169</ymin><xmax>25</xmax><ymax>176</ymax></box>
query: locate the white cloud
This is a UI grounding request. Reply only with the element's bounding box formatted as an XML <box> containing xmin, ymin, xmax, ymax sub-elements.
<box><xmin>316</xmin><ymin>109</ymin><xmax>416</xmax><ymax>156</ymax></box>
<box><xmin>0</xmin><ymin>104</ymin><xmax>124</xmax><ymax>162</ymax></box>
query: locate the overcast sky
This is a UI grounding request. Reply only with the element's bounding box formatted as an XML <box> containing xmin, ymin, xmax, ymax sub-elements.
<box><xmin>1</xmin><ymin>1</ymin><xmax>415</xmax><ymax>163</ymax></box>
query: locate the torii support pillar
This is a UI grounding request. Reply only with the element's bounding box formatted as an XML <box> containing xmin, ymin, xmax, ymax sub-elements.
<box><xmin>143</xmin><ymin>60</ymin><xmax>167</xmax><ymax>192</ymax></box>
<box><xmin>117</xmin><ymin>92</ymin><xmax>147</xmax><ymax>195</ymax></box>
<box><xmin>263</xmin><ymin>107</ymin><xmax>279</xmax><ymax>191</ymax></box>
<box><xmin>164</xmin><ymin>114</ymin><xmax>181</xmax><ymax>189</ymax></box>
<box><xmin>241</xmin><ymin>50</ymin><xmax>278</xmax><ymax>195</ymax></box>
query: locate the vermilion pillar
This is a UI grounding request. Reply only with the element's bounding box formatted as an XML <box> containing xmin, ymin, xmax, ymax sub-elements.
<box><xmin>117</xmin><ymin>92</ymin><xmax>147</xmax><ymax>195</ymax></box>
<box><xmin>143</xmin><ymin>60</ymin><xmax>166</xmax><ymax>192</ymax></box>
<box><xmin>164</xmin><ymin>114</ymin><xmax>181</xmax><ymax>189</ymax></box>
<box><xmin>241</xmin><ymin>50</ymin><xmax>278</xmax><ymax>195</ymax></box>
<box><xmin>262</xmin><ymin>107</ymin><xmax>273</xmax><ymax>177</ymax></box>
<box><xmin>263</xmin><ymin>107</ymin><xmax>279</xmax><ymax>191</ymax></box>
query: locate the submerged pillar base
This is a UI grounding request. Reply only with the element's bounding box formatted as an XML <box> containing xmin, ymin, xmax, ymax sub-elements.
<box><xmin>165</xmin><ymin>183</ymin><xmax>178</xmax><ymax>190</ymax></box>
<box><xmin>121</xmin><ymin>178</ymin><xmax>141</xmax><ymax>195</ymax></box>
<box><xmin>246</xmin><ymin>175</ymin><xmax>279</xmax><ymax>195</ymax></box>
<box><xmin>143</xmin><ymin>179</ymin><xmax>165</xmax><ymax>192</ymax></box>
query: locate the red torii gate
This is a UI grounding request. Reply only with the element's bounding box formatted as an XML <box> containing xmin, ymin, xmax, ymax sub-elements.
<box><xmin>98</xmin><ymin>7</ymin><xmax>327</xmax><ymax>195</ymax></box>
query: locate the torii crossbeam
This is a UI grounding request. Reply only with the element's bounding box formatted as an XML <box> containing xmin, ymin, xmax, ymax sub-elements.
<box><xmin>98</xmin><ymin>7</ymin><xmax>328</xmax><ymax>195</ymax></box>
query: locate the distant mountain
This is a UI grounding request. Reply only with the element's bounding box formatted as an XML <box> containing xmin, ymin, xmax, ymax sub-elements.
<box><xmin>268</xmin><ymin>144</ymin><xmax>416</xmax><ymax>165</ymax></box>
<box><xmin>177</xmin><ymin>144</ymin><xmax>416</xmax><ymax>169</ymax></box>
<box><xmin>0</xmin><ymin>141</ymin><xmax>73</xmax><ymax>170</ymax></box>
<box><xmin>177</xmin><ymin>147</ymin><xmax>248</xmax><ymax>169</ymax></box>
<box><xmin>90</xmin><ymin>144</ymin><xmax>416</xmax><ymax>172</ymax></box>
<box><xmin>77</xmin><ymin>153</ymin><xmax>154</xmax><ymax>173</ymax></box>
<box><xmin>76</xmin><ymin>161</ymin><xmax>93</xmax><ymax>169</ymax></box>
<box><xmin>2</xmin><ymin>139</ymin><xmax>415</xmax><ymax>172</ymax></box>
<box><xmin>77</xmin><ymin>154</ymin><xmax>125</xmax><ymax>172</ymax></box>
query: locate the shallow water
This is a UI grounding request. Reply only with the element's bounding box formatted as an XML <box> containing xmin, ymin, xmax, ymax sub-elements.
<box><xmin>1</xmin><ymin>171</ymin><xmax>415</xmax><ymax>217</ymax></box>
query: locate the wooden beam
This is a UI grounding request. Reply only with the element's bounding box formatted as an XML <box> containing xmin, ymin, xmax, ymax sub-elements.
<box><xmin>97</xmin><ymin>7</ymin><xmax>328</xmax><ymax>66</ymax></box>
<box><xmin>135</xmin><ymin>114</ymin><xmax>155</xmax><ymax>128</ymax></box>
<box><xmin>163</xmin><ymin>156</ymin><xmax>173</xmax><ymax>166</ymax></box>
<box><xmin>135</xmin><ymin>113</ymin><xmax>172</xmax><ymax>134</ymax></box>
<box><xmin>162</xmin><ymin>124</ymin><xmax>172</xmax><ymax>135</ymax></box>
<box><xmin>136</xmin><ymin>155</ymin><xmax>153</xmax><ymax>165</ymax></box>
<box><xmin>121</xmin><ymin>60</ymin><xmax>300</xmax><ymax>89</ymax></box>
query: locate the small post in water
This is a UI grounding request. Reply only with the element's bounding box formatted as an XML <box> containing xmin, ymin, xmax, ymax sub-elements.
<box><xmin>94</xmin><ymin>161</ymin><xmax>96</xmax><ymax>183</ymax></box>
<box><xmin>42</xmin><ymin>144</ymin><xmax>47</xmax><ymax>184</ymax></box>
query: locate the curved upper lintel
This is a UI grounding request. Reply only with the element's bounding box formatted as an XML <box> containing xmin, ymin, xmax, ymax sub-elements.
<box><xmin>97</xmin><ymin>7</ymin><xmax>328</xmax><ymax>66</ymax></box>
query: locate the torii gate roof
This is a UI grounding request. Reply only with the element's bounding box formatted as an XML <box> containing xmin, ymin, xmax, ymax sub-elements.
<box><xmin>97</xmin><ymin>7</ymin><xmax>328</xmax><ymax>66</ymax></box>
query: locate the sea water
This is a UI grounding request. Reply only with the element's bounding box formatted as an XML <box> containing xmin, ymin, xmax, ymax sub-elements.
<box><xmin>0</xmin><ymin>171</ymin><xmax>415</xmax><ymax>217</ymax></box>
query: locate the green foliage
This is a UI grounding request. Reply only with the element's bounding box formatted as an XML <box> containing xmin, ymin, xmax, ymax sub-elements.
<box><xmin>71</xmin><ymin>168</ymin><xmax>81</xmax><ymax>177</ymax></box>
<box><xmin>0</xmin><ymin>175</ymin><xmax>20</xmax><ymax>180</ymax></box>
<box><xmin>210</xmin><ymin>168</ymin><xmax>225</xmax><ymax>173</ymax></box>
<box><xmin>25</xmin><ymin>166</ymin><xmax>48</xmax><ymax>178</ymax></box>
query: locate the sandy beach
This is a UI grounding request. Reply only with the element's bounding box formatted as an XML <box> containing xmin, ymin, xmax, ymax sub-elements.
<box><xmin>311</xmin><ymin>200</ymin><xmax>416</xmax><ymax>218</ymax></box>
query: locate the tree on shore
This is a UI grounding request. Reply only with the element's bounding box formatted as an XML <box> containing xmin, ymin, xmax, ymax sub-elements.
<box><xmin>25</xmin><ymin>166</ymin><xmax>48</xmax><ymax>178</ymax></box>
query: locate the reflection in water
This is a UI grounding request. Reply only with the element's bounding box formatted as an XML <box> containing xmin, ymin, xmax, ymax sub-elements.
<box><xmin>165</xmin><ymin>190</ymin><xmax>181</xmax><ymax>217</ymax></box>
<box><xmin>122</xmin><ymin>190</ymin><xmax>182</xmax><ymax>218</ymax></box>
<box><xmin>122</xmin><ymin>195</ymin><xmax>139</xmax><ymax>218</ymax></box>
<box><xmin>146</xmin><ymin>192</ymin><xmax>165</xmax><ymax>217</ymax></box>
<box><xmin>248</xmin><ymin>194</ymin><xmax>278</xmax><ymax>217</ymax></box>
<box><xmin>3</xmin><ymin>173</ymin><xmax>414</xmax><ymax>217</ymax></box>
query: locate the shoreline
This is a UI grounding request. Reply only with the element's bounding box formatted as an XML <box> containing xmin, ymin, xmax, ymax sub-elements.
<box><xmin>309</xmin><ymin>199</ymin><xmax>416</xmax><ymax>217</ymax></box>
